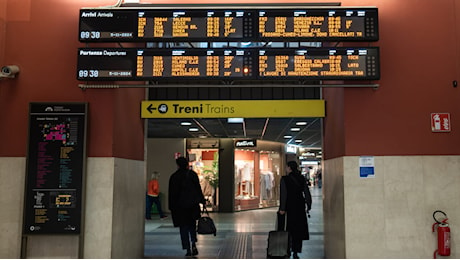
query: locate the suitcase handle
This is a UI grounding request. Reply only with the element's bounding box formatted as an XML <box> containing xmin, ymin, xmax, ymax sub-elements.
<box><xmin>276</xmin><ymin>212</ymin><xmax>287</xmax><ymax>231</ymax></box>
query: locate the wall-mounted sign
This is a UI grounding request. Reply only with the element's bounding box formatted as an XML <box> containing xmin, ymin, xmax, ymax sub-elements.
<box><xmin>141</xmin><ymin>100</ymin><xmax>325</xmax><ymax>118</ymax></box>
<box><xmin>286</xmin><ymin>145</ymin><xmax>297</xmax><ymax>154</ymax></box>
<box><xmin>235</xmin><ymin>139</ymin><xmax>257</xmax><ymax>147</ymax></box>
<box><xmin>431</xmin><ymin>113</ymin><xmax>451</xmax><ymax>132</ymax></box>
<box><xmin>359</xmin><ymin>156</ymin><xmax>375</xmax><ymax>178</ymax></box>
<box><xmin>23</xmin><ymin>103</ymin><xmax>87</xmax><ymax>234</ymax></box>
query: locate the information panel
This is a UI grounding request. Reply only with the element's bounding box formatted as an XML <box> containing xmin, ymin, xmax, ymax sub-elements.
<box><xmin>79</xmin><ymin>9</ymin><xmax>252</xmax><ymax>42</ymax></box>
<box><xmin>79</xmin><ymin>7</ymin><xmax>378</xmax><ymax>42</ymax></box>
<box><xmin>258</xmin><ymin>48</ymin><xmax>379</xmax><ymax>80</ymax></box>
<box><xmin>77</xmin><ymin>48</ymin><xmax>253</xmax><ymax>80</ymax></box>
<box><xmin>77</xmin><ymin>47</ymin><xmax>379</xmax><ymax>81</ymax></box>
<box><xmin>23</xmin><ymin>103</ymin><xmax>87</xmax><ymax>234</ymax></box>
<box><xmin>258</xmin><ymin>8</ymin><xmax>378</xmax><ymax>41</ymax></box>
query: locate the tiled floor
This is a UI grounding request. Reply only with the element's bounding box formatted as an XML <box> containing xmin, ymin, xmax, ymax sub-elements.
<box><xmin>144</xmin><ymin>187</ymin><xmax>324</xmax><ymax>259</ymax></box>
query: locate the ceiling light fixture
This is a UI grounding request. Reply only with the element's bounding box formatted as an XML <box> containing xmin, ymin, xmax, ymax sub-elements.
<box><xmin>228</xmin><ymin>118</ymin><xmax>244</xmax><ymax>123</ymax></box>
<box><xmin>296</xmin><ymin>122</ymin><xmax>307</xmax><ymax>126</ymax></box>
<box><xmin>295</xmin><ymin>139</ymin><xmax>302</xmax><ymax>143</ymax></box>
<box><xmin>284</xmin><ymin>135</ymin><xmax>292</xmax><ymax>138</ymax></box>
<box><xmin>290</xmin><ymin>127</ymin><xmax>301</xmax><ymax>132</ymax></box>
<box><xmin>189</xmin><ymin>128</ymin><xmax>199</xmax><ymax>132</ymax></box>
<box><xmin>181</xmin><ymin>122</ymin><xmax>192</xmax><ymax>126</ymax></box>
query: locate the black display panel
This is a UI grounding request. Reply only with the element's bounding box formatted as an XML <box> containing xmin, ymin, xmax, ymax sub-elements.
<box><xmin>258</xmin><ymin>48</ymin><xmax>379</xmax><ymax>80</ymax></box>
<box><xmin>79</xmin><ymin>7</ymin><xmax>378</xmax><ymax>42</ymax></box>
<box><xmin>24</xmin><ymin>103</ymin><xmax>87</xmax><ymax>234</ymax></box>
<box><xmin>77</xmin><ymin>47</ymin><xmax>379</xmax><ymax>81</ymax></box>
<box><xmin>77</xmin><ymin>48</ymin><xmax>253</xmax><ymax>80</ymax></box>
<box><xmin>258</xmin><ymin>8</ymin><xmax>378</xmax><ymax>41</ymax></box>
<box><xmin>79</xmin><ymin>9</ymin><xmax>252</xmax><ymax>42</ymax></box>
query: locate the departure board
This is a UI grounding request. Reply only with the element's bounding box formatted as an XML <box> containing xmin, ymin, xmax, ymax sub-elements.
<box><xmin>77</xmin><ymin>47</ymin><xmax>379</xmax><ymax>81</ymax></box>
<box><xmin>79</xmin><ymin>7</ymin><xmax>378</xmax><ymax>42</ymax></box>
<box><xmin>258</xmin><ymin>48</ymin><xmax>379</xmax><ymax>80</ymax></box>
<box><xmin>77</xmin><ymin>48</ymin><xmax>252</xmax><ymax>80</ymax></box>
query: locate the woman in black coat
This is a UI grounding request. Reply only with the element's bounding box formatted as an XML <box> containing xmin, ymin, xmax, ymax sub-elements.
<box><xmin>279</xmin><ymin>161</ymin><xmax>312</xmax><ymax>259</ymax></box>
<box><xmin>168</xmin><ymin>157</ymin><xmax>206</xmax><ymax>257</ymax></box>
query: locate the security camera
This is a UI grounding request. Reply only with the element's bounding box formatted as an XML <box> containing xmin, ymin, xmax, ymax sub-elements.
<box><xmin>1</xmin><ymin>65</ymin><xmax>20</xmax><ymax>78</ymax></box>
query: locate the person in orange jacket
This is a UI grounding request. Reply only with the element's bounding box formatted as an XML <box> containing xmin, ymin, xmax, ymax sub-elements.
<box><xmin>146</xmin><ymin>171</ymin><xmax>167</xmax><ymax>220</ymax></box>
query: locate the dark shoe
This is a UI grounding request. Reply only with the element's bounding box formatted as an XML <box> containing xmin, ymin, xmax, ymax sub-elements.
<box><xmin>293</xmin><ymin>252</ymin><xmax>299</xmax><ymax>259</ymax></box>
<box><xmin>192</xmin><ymin>245</ymin><xmax>198</xmax><ymax>256</ymax></box>
<box><xmin>185</xmin><ymin>249</ymin><xmax>192</xmax><ymax>257</ymax></box>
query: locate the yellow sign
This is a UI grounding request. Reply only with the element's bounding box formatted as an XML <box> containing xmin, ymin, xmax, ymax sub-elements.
<box><xmin>141</xmin><ymin>100</ymin><xmax>325</xmax><ymax>118</ymax></box>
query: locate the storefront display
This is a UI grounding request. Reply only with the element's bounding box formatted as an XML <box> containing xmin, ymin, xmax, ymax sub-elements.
<box><xmin>259</xmin><ymin>152</ymin><xmax>280</xmax><ymax>208</ymax></box>
<box><xmin>188</xmin><ymin>148</ymin><xmax>219</xmax><ymax>211</ymax></box>
<box><xmin>234</xmin><ymin>142</ymin><xmax>282</xmax><ymax>211</ymax></box>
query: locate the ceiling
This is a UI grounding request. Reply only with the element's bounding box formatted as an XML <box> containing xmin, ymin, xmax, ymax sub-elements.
<box><xmin>147</xmin><ymin>117</ymin><xmax>322</xmax><ymax>148</ymax></box>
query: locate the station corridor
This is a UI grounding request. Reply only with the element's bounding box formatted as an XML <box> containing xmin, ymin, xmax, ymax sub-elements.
<box><xmin>144</xmin><ymin>187</ymin><xmax>324</xmax><ymax>259</ymax></box>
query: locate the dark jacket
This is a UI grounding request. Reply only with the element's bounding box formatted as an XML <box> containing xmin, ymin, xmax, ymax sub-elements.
<box><xmin>168</xmin><ymin>168</ymin><xmax>205</xmax><ymax>227</ymax></box>
<box><xmin>279</xmin><ymin>171</ymin><xmax>312</xmax><ymax>240</ymax></box>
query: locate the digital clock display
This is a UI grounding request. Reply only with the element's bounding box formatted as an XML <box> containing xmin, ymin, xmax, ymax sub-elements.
<box><xmin>79</xmin><ymin>7</ymin><xmax>378</xmax><ymax>42</ymax></box>
<box><xmin>77</xmin><ymin>47</ymin><xmax>379</xmax><ymax>81</ymax></box>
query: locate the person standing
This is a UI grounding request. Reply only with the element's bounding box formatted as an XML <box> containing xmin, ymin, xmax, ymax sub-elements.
<box><xmin>278</xmin><ymin>161</ymin><xmax>312</xmax><ymax>259</ymax></box>
<box><xmin>146</xmin><ymin>171</ymin><xmax>168</xmax><ymax>220</ymax></box>
<box><xmin>168</xmin><ymin>156</ymin><xmax>206</xmax><ymax>257</ymax></box>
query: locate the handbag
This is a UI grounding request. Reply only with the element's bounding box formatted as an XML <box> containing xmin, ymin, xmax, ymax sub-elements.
<box><xmin>197</xmin><ymin>207</ymin><xmax>217</xmax><ymax>236</ymax></box>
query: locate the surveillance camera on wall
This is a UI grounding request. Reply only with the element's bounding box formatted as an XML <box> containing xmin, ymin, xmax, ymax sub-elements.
<box><xmin>1</xmin><ymin>65</ymin><xmax>20</xmax><ymax>78</ymax></box>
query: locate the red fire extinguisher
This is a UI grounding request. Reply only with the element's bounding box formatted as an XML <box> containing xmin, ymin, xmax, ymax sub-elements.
<box><xmin>432</xmin><ymin>210</ymin><xmax>450</xmax><ymax>259</ymax></box>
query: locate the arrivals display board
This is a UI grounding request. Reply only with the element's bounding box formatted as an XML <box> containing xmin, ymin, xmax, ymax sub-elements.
<box><xmin>79</xmin><ymin>7</ymin><xmax>378</xmax><ymax>42</ymax></box>
<box><xmin>23</xmin><ymin>103</ymin><xmax>87</xmax><ymax>234</ymax></box>
<box><xmin>77</xmin><ymin>47</ymin><xmax>380</xmax><ymax>81</ymax></box>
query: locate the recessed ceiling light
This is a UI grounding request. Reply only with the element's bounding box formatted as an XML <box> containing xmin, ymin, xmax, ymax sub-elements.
<box><xmin>284</xmin><ymin>135</ymin><xmax>292</xmax><ymax>138</ymax></box>
<box><xmin>228</xmin><ymin>118</ymin><xmax>244</xmax><ymax>123</ymax></box>
<box><xmin>295</xmin><ymin>139</ymin><xmax>302</xmax><ymax>143</ymax></box>
<box><xmin>181</xmin><ymin>122</ymin><xmax>192</xmax><ymax>126</ymax></box>
<box><xmin>296</xmin><ymin>122</ymin><xmax>307</xmax><ymax>126</ymax></box>
<box><xmin>290</xmin><ymin>127</ymin><xmax>301</xmax><ymax>131</ymax></box>
<box><xmin>189</xmin><ymin>128</ymin><xmax>199</xmax><ymax>132</ymax></box>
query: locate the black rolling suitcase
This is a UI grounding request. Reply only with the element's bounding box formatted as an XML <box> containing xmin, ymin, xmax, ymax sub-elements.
<box><xmin>267</xmin><ymin>212</ymin><xmax>290</xmax><ymax>258</ymax></box>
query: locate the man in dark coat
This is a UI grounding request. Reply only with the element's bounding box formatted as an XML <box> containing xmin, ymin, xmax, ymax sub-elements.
<box><xmin>279</xmin><ymin>161</ymin><xmax>312</xmax><ymax>259</ymax></box>
<box><xmin>168</xmin><ymin>156</ymin><xmax>206</xmax><ymax>257</ymax></box>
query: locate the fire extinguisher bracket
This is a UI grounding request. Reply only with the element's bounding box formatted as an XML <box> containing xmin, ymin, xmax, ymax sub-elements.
<box><xmin>433</xmin><ymin>210</ymin><xmax>448</xmax><ymax>224</ymax></box>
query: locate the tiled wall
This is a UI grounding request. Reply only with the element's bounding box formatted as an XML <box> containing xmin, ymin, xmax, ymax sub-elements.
<box><xmin>0</xmin><ymin>157</ymin><xmax>145</xmax><ymax>258</ymax></box>
<box><xmin>324</xmin><ymin>156</ymin><xmax>460</xmax><ymax>258</ymax></box>
<box><xmin>0</xmin><ymin>157</ymin><xmax>25</xmax><ymax>258</ymax></box>
<box><xmin>84</xmin><ymin>157</ymin><xmax>145</xmax><ymax>258</ymax></box>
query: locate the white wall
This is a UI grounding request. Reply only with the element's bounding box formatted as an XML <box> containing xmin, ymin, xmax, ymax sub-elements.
<box><xmin>0</xmin><ymin>157</ymin><xmax>26</xmax><ymax>258</ymax></box>
<box><xmin>324</xmin><ymin>155</ymin><xmax>460</xmax><ymax>258</ymax></box>
<box><xmin>146</xmin><ymin>138</ymin><xmax>186</xmax><ymax>214</ymax></box>
<box><xmin>84</xmin><ymin>157</ymin><xmax>145</xmax><ymax>258</ymax></box>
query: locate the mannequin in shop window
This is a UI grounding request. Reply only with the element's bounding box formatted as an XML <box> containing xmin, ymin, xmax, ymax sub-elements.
<box><xmin>238</xmin><ymin>163</ymin><xmax>254</xmax><ymax>198</ymax></box>
<box><xmin>260</xmin><ymin>171</ymin><xmax>274</xmax><ymax>200</ymax></box>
